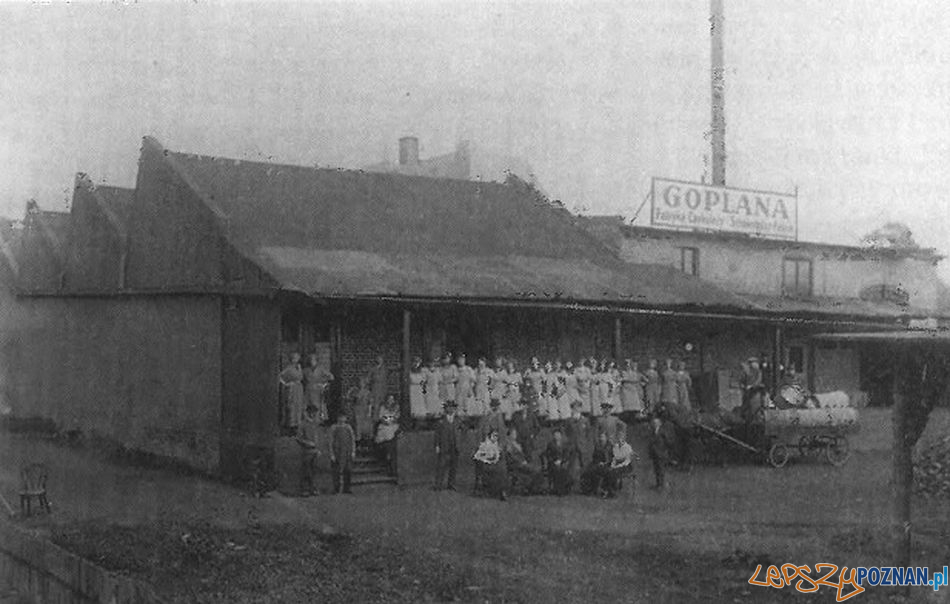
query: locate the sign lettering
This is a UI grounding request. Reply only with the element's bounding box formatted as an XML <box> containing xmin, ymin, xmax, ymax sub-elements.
<box><xmin>651</xmin><ymin>177</ymin><xmax>798</xmax><ymax>240</ymax></box>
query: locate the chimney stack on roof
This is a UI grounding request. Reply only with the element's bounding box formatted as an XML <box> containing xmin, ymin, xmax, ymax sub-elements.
<box><xmin>398</xmin><ymin>136</ymin><xmax>419</xmax><ymax>166</ymax></box>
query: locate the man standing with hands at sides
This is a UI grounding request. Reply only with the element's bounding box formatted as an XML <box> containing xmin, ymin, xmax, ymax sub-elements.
<box><xmin>648</xmin><ymin>412</ymin><xmax>676</xmax><ymax>490</ymax></box>
<box><xmin>329</xmin><ymin>412</ymin><xmax>356</xmax><ymax>494</ymax></box>
<box><xmin>434</xmin><ymin>400</ymin><xmax>463</xmax><ymax>491</ymax></box>
<box><xmin>296</xmin><ymin>404</ymin><xmax>321</xmax><ymax>496</ymax></box>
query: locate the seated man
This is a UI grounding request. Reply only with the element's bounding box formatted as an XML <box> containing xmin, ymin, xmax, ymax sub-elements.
<box><xmin>505</xmin><ymin>427</ymin><xmax>545</xmax><ymax>495</ymax></box>
<box><xmin>605</xmin><ymin>431</ymin><xmax>636</xmax><ymax>497</ymax></box>
<box><xmin>581</xmin><ymin>431</ymin><xmax>612</xmax><ymax>496</ymax></box>
<box><xmin>542</xmin><ymin>428</ymin><xmax>574</xmax><ymax>496</ymax></box>
<box><xmin>473</xmin><ymin>429</ymin><xmax>510</xmax><ymax>501</ymax></box>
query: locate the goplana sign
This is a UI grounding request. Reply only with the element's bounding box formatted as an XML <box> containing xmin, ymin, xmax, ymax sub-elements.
<box><xmin>650</xmin><ymin>177</ymin><xmax>797</xmax><ymax>240</ymax></box>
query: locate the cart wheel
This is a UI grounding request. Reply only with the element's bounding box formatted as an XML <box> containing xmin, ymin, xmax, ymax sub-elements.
<box><xmin>768</xmin><ymin>443</ymin><xmax>790</xmax><ymax>468</ymax></box>
<box><xmin>825</xmin><ymin>436</ymin><xmax>851</xmax><ymax>466</ymax></box>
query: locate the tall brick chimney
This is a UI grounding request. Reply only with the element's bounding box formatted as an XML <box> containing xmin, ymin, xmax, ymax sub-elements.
<box><xmin>398</xmin><ymin>136</ymin><xmax>419</xmax><ymax>166</ymax></box>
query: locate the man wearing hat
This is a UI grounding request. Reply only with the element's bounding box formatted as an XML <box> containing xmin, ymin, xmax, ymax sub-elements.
<box><xmin>434</xmin><ymin>400</ymin><xmax>464</xmax><ymax>491</ymax></box>
<box><xmin>510</xmin><ymin>397</ymin><xmax>540</xmax><ymax>462</ymax></box>
<box><xmin>648</xmin><ymin>411</ymin><xmax>676</xmax><ymax>490</ymax></box>
<box><xmin>563</xmin><ymin>400</ymin><xmax>592</xmax><ymax>488</ymax></box>
<box><xmin>595</xmin><ymin>401</ymin><xmax>627</xmax><ymax>445</ymax></box>
<box><xmin>478</xmin><ymin>397</ymin><xmax>508</xmax><ymax>449</ymax></box>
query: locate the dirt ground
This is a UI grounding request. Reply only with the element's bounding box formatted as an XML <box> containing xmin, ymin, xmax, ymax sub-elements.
<box><xmin>2</xmin><ymin>407</ymin><xmax>949</xmax><ymax>603</ymax></box>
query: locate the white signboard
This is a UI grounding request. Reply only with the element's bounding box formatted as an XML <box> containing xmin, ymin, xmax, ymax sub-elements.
<box><xmin>650</xmin><ymin>177</ymin><xmax>797</xmax><ymax>240</ymax></box>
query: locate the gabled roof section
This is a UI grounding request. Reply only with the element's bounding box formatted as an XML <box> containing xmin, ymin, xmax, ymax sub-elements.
<box><xmin>158</xmin><ymin>141</ymin><xmax>750</xmax><ymax>309</ymax></box>
<box><xmin>169</xmin><ymin>150</ymin><xmax>614</xmax><ymax>263</ymax></box>
<box><xmin>94</xmin><ymin>184</ymin><xmax>135</xmax><ymax>229</ymax></box>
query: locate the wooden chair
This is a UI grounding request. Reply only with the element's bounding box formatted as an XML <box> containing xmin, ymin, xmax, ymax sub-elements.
<box><xmin>19</xmin><ymin>463</ymin><xmax>51</xmax><ymax>517</ymax></box>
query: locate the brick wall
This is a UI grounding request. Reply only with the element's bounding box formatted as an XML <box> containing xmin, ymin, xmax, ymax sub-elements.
<box><xmin>339</xmin><ymin>306</ymin><xmax>405</xmax><ymax>402</ymax></box>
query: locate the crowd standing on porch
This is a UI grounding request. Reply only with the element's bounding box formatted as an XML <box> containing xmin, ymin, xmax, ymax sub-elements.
<box><xmin>278</xmin><ymin>348</ymin><xmax>760</xmax><ymax>499</ymax></box>
<box><xmin>408</xmin><ymin>353</ymin><xmax>695</xmax><ymax>423</ymax></box>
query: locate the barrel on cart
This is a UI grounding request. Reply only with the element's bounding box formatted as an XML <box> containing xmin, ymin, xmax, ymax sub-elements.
<box><xmin>691</xmin><ymin>389</ymin><xmax>860</xmax><ymax>468</ymax></box>
<box><xmin>762</xmin><ymin>404</ymin><xmax>859</xmax><ymax>467</ymax></box>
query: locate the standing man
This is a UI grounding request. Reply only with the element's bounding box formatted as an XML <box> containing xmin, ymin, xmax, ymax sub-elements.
<box><xmin>648</xmin><ymin>413</ymin><xmax>676</xmax><ymax>490</ymax></box>
<box><xmin>478</xmin><ymin>398</ymin><xmax>508</xmax><ymax>449</ymax></box>
<box><xmin>595</xmin><ymin>401</ymin><xmax>626</xmax><ymax>445</ymax></box>
<box><xmin>434</xmin><ymin>400</ymin><xmax>463</xmax><ymax>491</ymax></box>
<box><xmin>295</xmin><ymin>404</ymin><xmax>321</xmax><ymax>496</ymax></box>
<box><xmin>510</xmin><ymin>397</ymin><xmax>540</xmax><ymax>462</ymax></box>
<box><xmin>329</xmin><ymin>412</ymin><xmax>356</xmax><ymax>494</ymax></box>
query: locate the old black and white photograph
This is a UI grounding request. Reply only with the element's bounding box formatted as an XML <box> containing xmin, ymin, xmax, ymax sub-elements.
<box><xmin>1</xmin><ymin>1</ymin><xmax>949</xmax><ymax>602</ymax></box>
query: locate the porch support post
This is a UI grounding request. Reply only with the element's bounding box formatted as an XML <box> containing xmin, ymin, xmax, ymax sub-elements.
<box><xmin>401</xmin><ymin>307</ymin><xmax>412</xmax><ymax>420</ymax></box>
<box><xmin>771</xmin><ymin>325</ymin><xmax>783</xmax><ymax>392</ymax></box>
<box><xmin>613</xmin><ymin>316</ymin><xmax>622</xmax><ymax>360</ymax></box>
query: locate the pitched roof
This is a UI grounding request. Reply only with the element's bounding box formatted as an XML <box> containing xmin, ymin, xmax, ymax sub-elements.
<box><xmin>164</xmin><ymin>145</ymin><xmax>750</xmax><ymax>309</ymax></box>
<box><xmin>94</xmin><ymin>185</ymin><xmax>135</xmax><ymax>227</ymax></box>
<box><xmin>741</xmin><ymin>293</ymin><xmax>930</xmax><ymax>320</ymax></box>
<box><xmin>616</xmin><ymin>223</ymin><xmax>943</xmax><ymax>262</ymax></box>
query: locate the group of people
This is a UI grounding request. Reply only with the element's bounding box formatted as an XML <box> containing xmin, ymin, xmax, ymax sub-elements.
<box><xmin>410</xmin><ymin>354</ymin><xmax>694</xmax><ymax>421</ymax></box>
<box><xmin>279</xmin><ymin>352</ymin><xmax>335</xmax><ymax>433</ymax></box>
<box><xmin>434</xmin><ymin>392</ymin><xmax>680</xmax><ymax>502</ymax></box>
<box><xmin>284</xmin><ymin>350</ymin><xmax>706</xmax><ymax>498</ymax></box>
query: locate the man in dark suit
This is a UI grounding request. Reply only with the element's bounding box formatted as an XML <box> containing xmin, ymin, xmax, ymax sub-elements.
<box><xmin>648</xmin><ymin>413</ymin><xmax>677</xmax><ymax>490</ymax></box>
<box><xmin>434</xmin><ymin>400</ymin><xmax>464</xmax><ymax>491</ymax></box>
<box><xmin>510</xmin><ymin>398</ymin><xmax>540</xmax><ymax>462</ymax></box>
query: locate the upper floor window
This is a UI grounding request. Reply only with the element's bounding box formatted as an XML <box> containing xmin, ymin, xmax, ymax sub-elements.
<box><xmin>783</xmin><ymin>257</ymin><xmax>812</xmax><ymax>297</ymax></box>
<box><xmin>680</xmin><ymin>247</ymin><xmax>699</xmax><ymax>276</ymax></box>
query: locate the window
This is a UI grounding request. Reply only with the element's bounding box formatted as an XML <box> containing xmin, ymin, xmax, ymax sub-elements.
<box><xmin>783</xmin><ymin>258</ymin><xmax>812</xmax><ymax>297</ymax></box>
<box><xmin>680</xmin><ymin>247</ymin><xmax>699</xmax><ymax>276</ymax></box>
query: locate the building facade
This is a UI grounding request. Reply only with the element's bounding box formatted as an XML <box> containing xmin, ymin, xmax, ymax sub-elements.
<box><xmin>2</xmin><ymin>138</ymin><xmax>942</xmax><ymax>481</ymax></box>
<box><xmin>584</xmin><ymin>217</ymin><xmax>945</xmax><ymax>406</ymax></box>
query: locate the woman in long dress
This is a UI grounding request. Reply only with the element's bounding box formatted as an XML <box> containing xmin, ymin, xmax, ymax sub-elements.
<box><xmin>561</xmin><ymin>361</ymin><xmax>578</xmax><ymax>419</ymax></box>
<box><xmin>542</xmin><ymin>361</ymin><xmax>559</xmax><ymax>420</ymax></box>
<box><xmin>661</xmin><ymin>358</ymin><xmax>678</xmax><ymax>408</ymax></box>
<box><xmin>455</xmin><ymin>353</ymin><xmax>476</xmax><ymax>417</ymax></box>
<box><xmin>303</xmin><ymin>354</ymin><xmax>333</xmax><ymax>423</ymax></box>
<box><xmin>620</xmin><ymin>359</ymin><xmax>645</xmax><ymax>413</ymax></box>
<box><xmin>353</xmin><ymin>376</ymin><xmax>374</xmax><ymax>441</ymax></box>
<box><xmin>490</xmin><ymin>360</ymin><xmax>508</xmax><ymax>419</ymax></box>
<box><xmin>473</xmin><ymin>429</ymin><xmax>510</xmax><ymax>500</ymax></box>
<box><xmin>438</xmin><ymin>353</ymin><xmax>458</xmax><ymax>408</ymax></box>
<box><xmin>409</xmin><ymin>357</ymin><xmax>427</xmax><ymax>418</ymax></box>
<box><xmin>424</xmin><ymin>357</ymin><xmax>442</xmax><ymax>417</ymax></box>
<box><xmin>524</xmin><ymin>358</ymin><xmax>545</xmax><ymax>419</ymax></box>
<box><xmin>605</xmin><ymin>360</ymin><xmax>621</xmax><ymax>414</ymax></box>
<box><xmin>473</xmin><ymin>358</ymin><xmax>493</xmax><ymax>418</ymax></box>
<box><xmin>644</xmin><ymin>359</ymin><xmax>661</xmax><ymax>413</ymax></box>
<box><xmin>575</xmin><ymin>359</ymin><xmax>593</xmax><ymax>415</ymax></box>
<box><xmin>279</xmin><ymin>353</ymin><xmax>305</xmax><ymax>432</ymax></box>
<box><xmin>590</xmin><ymin>359</ymin><xmax>604</xmax><ymax>417</ymax></box>
<box><xmin>675</xmin><ymin>360</ymin><xmax>692</xmax><ymax>409</ymax></box>
<box><xmin>502</xmin><ymin>360</ymin><xmax>521</xmax><ymax>421</ymax></box>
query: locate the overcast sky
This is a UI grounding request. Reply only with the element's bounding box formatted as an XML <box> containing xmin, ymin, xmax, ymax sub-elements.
<box><xmin>1</xmin><ymin>1</ymin><xmax>948</xmax><ymax>273</ymax></box>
